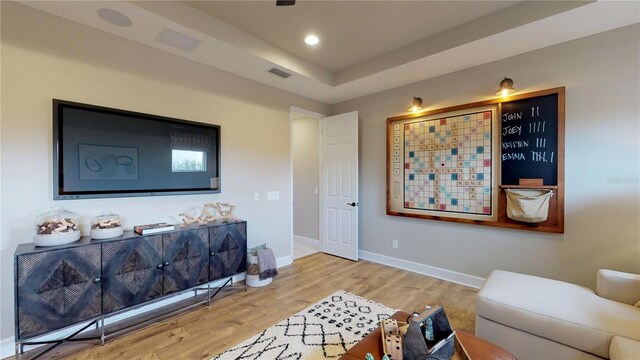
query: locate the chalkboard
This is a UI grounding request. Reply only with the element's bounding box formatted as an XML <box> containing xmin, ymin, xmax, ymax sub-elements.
<box><xmin>501</xmin><ymin>94</ymin><xmax>558</xmax><ymax>185</ymax></box>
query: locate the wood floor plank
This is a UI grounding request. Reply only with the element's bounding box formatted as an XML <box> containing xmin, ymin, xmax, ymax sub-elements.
<box><xmin>14</xmin><ymin>253</ymin><xmax>477</xmax><ymax>360</ymax></box>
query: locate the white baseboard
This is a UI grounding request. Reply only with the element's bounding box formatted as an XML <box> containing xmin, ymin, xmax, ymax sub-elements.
<box><xmin>276</xmin><ymin>254</ymin><xmax>293</xmax><ymax>268</ymax></box>
<box><xmin>358</xmin><ymin>250</ymin><xmax>485</xmax><ymax>289</ymax></box>
<box><xmin>293</xmin><ymin>235</ymin><xmax>319</xmax><ymax>248</ymax></box>
<box><xmin>0</xmin><ymin>336</ymin><xmax>15</xmax><ymax>359</ymax></box>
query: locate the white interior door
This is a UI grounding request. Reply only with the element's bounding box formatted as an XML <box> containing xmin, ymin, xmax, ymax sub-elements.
<box><xmin>320</xmin><ymin>111</ymin><xmax>358</xmax><ymax>261</ymax></box>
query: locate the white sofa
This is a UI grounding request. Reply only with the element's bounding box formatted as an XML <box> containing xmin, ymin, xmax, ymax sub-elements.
<box><xmin>476</xmin><ymin>269</ymin><xmax>640</xmax><ymax>360</ymax></box>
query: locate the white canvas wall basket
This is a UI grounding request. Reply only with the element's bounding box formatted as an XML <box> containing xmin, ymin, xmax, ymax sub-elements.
<box><xmin>505</xmin><ymin>189</ymin><xmax>553</xmax><ymax>223</ymax></box>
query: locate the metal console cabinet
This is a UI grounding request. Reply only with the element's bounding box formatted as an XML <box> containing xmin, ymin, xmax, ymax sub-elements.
<box><xmin>14</xmin><ymin>220</ymin><xmax>247</xmax><ymax>356</ymax></box>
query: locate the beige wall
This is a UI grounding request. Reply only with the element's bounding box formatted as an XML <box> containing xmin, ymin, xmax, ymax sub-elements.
<box><xmin>332</xmin><ymin>24</ymin><xmax>640</xmax><ymax>289</ymax></box>
<box><xmin>0</xmin><ymin>2</ymin><xmax>328</xmax><ymax>346</ymax></box>
<box><xmin>292</xmin><ymin>116</ymin><xmax>320</xmax><ymax>240</ymax></box>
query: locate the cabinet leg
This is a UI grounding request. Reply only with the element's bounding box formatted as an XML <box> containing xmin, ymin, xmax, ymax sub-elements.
<box><xmin>100</xmin><ymin>318</ymin><xmax>105</xmax><ymax>346</ymax></box>
<box><xmin>207</xmin><ymin>283</ymin><xmax>211</xmax><ymax>306</ymax></box>
<box><xmin>15</xmin><ymin>342</ymin><xmax>23</xmax><ymax>358</ymax></box>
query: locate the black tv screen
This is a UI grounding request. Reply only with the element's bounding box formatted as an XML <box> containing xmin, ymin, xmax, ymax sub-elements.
<box><xmin>53</xmin><ymin>99</ymin><xmax>220</xmax><ymax>199</ymax></box>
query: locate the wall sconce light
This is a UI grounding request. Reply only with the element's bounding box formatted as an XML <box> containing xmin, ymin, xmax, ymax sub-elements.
<box><xmin>408</xmin><ymin>97</ymin><xmax>423</xmax><ymax>113</ymax></box>
<box><xmin>496</xmin><ymin>77</ymin><xmax>516</xmax><ymax>98</ymax></box>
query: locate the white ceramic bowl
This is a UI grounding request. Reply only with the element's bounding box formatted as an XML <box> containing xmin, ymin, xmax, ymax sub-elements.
<box><xmin>90</xmin><ymin>227</ymin><xmax>124</xmax><ymax>240</ymax></box>
<box><xmin>33</xmin><ymin>230</ymin><xmax>81</xmax><ymax>247</ymax></box>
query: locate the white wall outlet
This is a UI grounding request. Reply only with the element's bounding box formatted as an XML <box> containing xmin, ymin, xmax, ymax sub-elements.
<box><xmin>314</xmin><ymin>187</ymin><xmax>319</xmax><ymax>195</ymax></box>
<box><xmin>392</xmin><ymin>239</ymin><xmax>399</xmax><ymax>249</ymax></box>
<box><xmin>267</xmin><ymin>191</ymin><xmax>280</xmax><ymax>200</ymax></box>
<box><xmin>254</xmin><ymin>192</ymin><xmax>260</xmax><ymax>201</ymax></box>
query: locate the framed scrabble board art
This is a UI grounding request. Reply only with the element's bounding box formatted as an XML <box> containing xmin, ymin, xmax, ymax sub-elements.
<box><xmin>388</xmin><ymin>104</ymin><xmax>499</xmax><ymax>222</ymax></box>
<box><xmin>387</xmin><ymin>87</ymin><xmax>565</xmax><ymax>233</ymax></box>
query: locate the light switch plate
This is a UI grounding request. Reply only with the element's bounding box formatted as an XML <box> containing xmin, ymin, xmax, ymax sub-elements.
<box><xmin>267</xmin><ymin>191</ymin><xmax>280</xmax><ymax>200</ymax></box>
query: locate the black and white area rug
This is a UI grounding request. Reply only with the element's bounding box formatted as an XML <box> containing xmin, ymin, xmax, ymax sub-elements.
<box><xmin>212</xmin><ymin>290</ymin><xmax>395</xmax><ymax>360</ymax></box>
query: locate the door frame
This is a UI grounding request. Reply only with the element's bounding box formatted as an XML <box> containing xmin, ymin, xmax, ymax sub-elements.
<box><xmin>289</xmin><ymin>106</ymin><xmax>326</xmax><ymax>261</ymax></box>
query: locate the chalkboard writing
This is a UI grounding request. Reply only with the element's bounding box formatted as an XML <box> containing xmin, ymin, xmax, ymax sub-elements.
<box><xmin>501</xmin><ymin>94</ymin><xmax>558</xmax><ymax>185</ymax></box>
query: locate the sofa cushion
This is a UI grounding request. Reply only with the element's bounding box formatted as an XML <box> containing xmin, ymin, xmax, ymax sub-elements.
<box><xmin>596</xmin><ymin>269</ymin><xmax>640</xmax><ymax>305</ymax></box>
<box><xmin>477</xmin><ymin>270</ymin><xmax>640</xmax><ymax>358</ymax></box>
<box><xmin>610</xmin><ymin>336</ymin><xmax>640</xmax><ymax>360</ymax></box>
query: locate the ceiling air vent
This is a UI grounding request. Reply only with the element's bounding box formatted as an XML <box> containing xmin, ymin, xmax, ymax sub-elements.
<box><xmin>268</xmin><ymin>68</ymin><xmax>292</xmax><ymax>79</ymax></box>
<box><xmin>156</xmin><ymin>28</ymin><xmax>201</xmax><ymax>53</ymax></box>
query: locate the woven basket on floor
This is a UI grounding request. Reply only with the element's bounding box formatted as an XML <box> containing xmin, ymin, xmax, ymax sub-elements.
<box><xmin>246</xmin><ymin>252</ymin><xmax>272</xmax><ymax>287</ymax></box>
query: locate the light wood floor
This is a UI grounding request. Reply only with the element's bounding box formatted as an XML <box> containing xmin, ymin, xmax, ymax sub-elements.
<box><xmin>19</xmin><ymin>252</ymin><xmax>478</xmax><ymax>360</ymax></box>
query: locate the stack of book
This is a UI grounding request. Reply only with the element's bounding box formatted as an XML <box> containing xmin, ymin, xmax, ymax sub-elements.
<box><xmin>134</xmin><ymin>223</ymin><xmax>175</xmax><ymax>235</ymax></box>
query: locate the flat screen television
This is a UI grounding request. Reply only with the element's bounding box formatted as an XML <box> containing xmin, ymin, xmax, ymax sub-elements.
<box><xmin>53</xmin><ymin>99</ymin><xmax>221</xmax><ymax>200</ymax></box>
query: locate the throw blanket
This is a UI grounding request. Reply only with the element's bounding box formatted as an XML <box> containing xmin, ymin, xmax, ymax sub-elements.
<box><xmin>257</xmin><ymin>248</ymin><xmax>278</xmax><ymax>280</ymax></box>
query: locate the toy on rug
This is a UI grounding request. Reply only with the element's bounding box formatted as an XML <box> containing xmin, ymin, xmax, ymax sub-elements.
<box><xmin>381</xmin><ymin>319</ymin><xmax>404</xmax><ymax>360</ymax></box>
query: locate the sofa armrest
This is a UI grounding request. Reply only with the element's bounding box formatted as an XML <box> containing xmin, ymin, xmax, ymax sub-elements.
<box><xmin>596</xmin><ymin>269</ymin><xmax>640</xmax><ymax>305</ymax></box>
<box><xmin>610</xmin><ymin>336</ymin><xmax>640</xmax><ymax>360</ymax></box>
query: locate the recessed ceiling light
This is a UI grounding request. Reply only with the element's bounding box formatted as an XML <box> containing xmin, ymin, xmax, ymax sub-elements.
<box><xmin>304</xmin><ymin>35</ymin><xmax>319</xmax><ymax>46</ymax></box>
<box><xmin>97</xmin><ymin>8</ymin><xmax>133</xmax><ymax>27</ymax></box>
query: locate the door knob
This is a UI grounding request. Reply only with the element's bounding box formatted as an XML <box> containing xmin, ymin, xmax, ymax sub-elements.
<box><xmin>347</xmin><ymin>202</ymin><xmax>358</xmax><ymax>207</ymax></box>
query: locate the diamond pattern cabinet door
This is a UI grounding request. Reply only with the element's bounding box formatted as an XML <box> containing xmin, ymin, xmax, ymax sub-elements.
<box><xmin>16</xmin><ymin>245</ymin><xmax>102</xmax><ymax>340</ymax></box>
<box><xmin>162</xmin><ymin>229</ymin><xmax>209</xmax><ymax>294</ymax></box>
<box><xmin>209</xmin><ymin>222</ymin><xmax>247</xmax><ymax>280</ymax></box>
<box><xmin>101</xmin><ymin>235</ymin><xmax>163</xmax><ymax>314</ymax></box>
